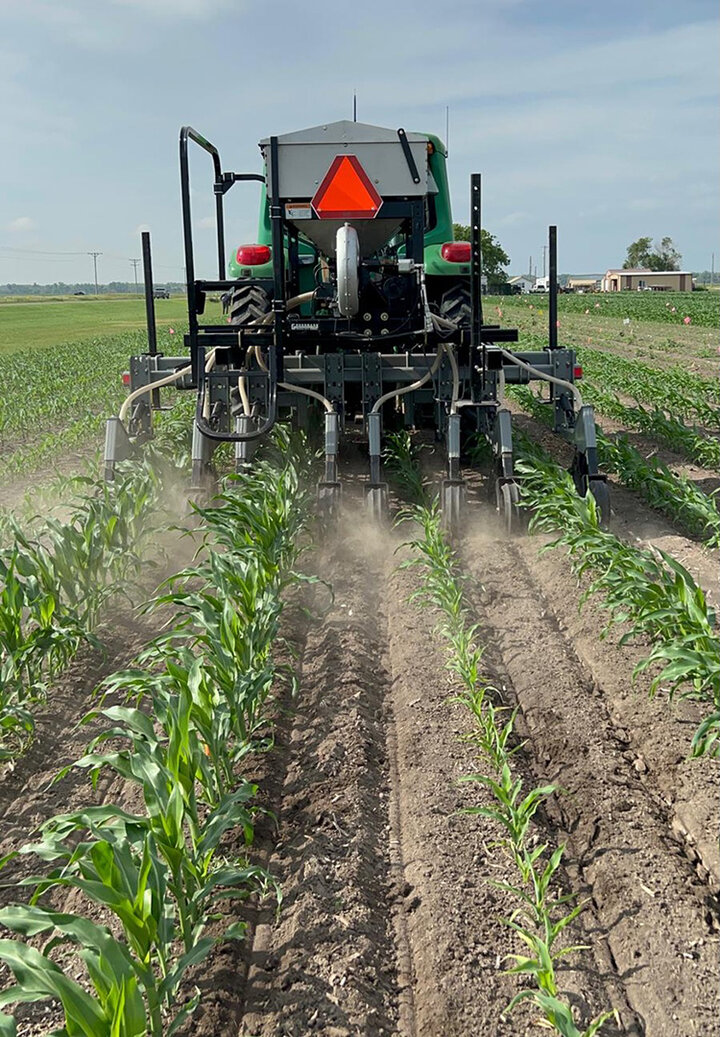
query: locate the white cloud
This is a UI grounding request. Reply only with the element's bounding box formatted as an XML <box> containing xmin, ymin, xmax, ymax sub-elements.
<box><xmin>7</xmin><ymin>216</ymin><xmax>36</xmax><ymax>232</ymax></box>
<box><xmin>195</xmin><ymin>216</ymin><xmax>215</xmax><ymax>230</ymax></box>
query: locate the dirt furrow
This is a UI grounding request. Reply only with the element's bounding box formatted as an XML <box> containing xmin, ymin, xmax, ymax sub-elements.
<box><xmin>235</xmin><ymin>524</ymin><xmax>622</xmax><ymax>1036</ymax></box>
<box><xmin>238</xmin><ymin>539</ymin><xmax>402</xmax><ymax>1036</ymax></box>
<box><xmin>463</xmin><ymin>530</ymin><xmax>720</xmax><ymax>1036</ymax></box>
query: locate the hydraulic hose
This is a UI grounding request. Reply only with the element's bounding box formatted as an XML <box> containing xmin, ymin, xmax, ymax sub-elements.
<box><xmin>119</xmin><ymin>347</ymin><xmax>218</xmax><ymax>423</ymax></box>
<box><xmin>253</xmin><ymin>346</ymin><xmax>335</xmax><ymax>413</ymax></box>
<box><xmin>499</xmin><ymin>348</ymin><xmax>583</xmax><ymax>409</ymax></box>
<box><xmin>371</xmin><ymin>345</ymin><xmax>444</xmax><ymax>414</ymax></box>
<box><xmin>237</xmin><ymin>291</ymin><xmax>331</xmax><ymax>417</ymax></box>
<box><xmin>431</xmin><ymin>309</ymin><xmax>584</xmax><ymax>410</ymax></box>
<box><xmin>119</xmin><ymin>363</ymin><xmax>190</xmax><ymax>423</ymax></box>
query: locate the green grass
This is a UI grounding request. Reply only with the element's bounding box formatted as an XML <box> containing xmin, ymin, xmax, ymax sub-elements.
<box><xmin>0</xmin><ymin>295</ymin><xmax>198</xmax><ymax>353</ymax></box>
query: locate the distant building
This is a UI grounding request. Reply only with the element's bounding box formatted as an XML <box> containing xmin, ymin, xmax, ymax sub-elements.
<box><xmin>567</xmin><ymin>277</ymin><xmax>601</xmax><ymax>292</ymax></box>
<box><xmin>602</xmin><ymin>269</ymin><xmax>693</xmax><ymax>292</ymax></box>
<box><xmin>508</xmin><ymin>274</ymin><xmax>535</xmax><ymax>294</ymax></box>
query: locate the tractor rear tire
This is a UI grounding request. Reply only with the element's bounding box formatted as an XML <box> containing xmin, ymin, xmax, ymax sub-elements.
<box><xmin>226</xmin><ymin>285</ymin><xmax>271</xmax><ymax>326</ymax></box>
<box><xmin>440</xmin><ymin>283</ymin><xmax>472</xmax><ymax>327</ymax></box>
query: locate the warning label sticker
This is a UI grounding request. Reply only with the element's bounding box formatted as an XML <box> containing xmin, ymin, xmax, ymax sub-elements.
<box><xmin>285</xmin><ymin>204</ymin><xmax>313</xmax><ymax>220</ymax></box>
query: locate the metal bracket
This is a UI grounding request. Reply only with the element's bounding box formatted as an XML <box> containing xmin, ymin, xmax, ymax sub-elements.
<box><xmin>397</xmin><ymin>128</ymin><xmax>421</xmax><ymax>184</ymax></box>
<box><xmin>324</xmin><ymin>353</ymin><xmax>345</xmax><ymax>422</ymax></box>
<box><xmin>361</xmin><ymin>352</ymin><xmax>383</xmax><ymax>419</ymax></box>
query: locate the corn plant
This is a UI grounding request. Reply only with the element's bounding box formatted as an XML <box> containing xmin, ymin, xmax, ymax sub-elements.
<box><xmin>580</xmin><ymin>384</ymin><xmax>720</xmax><ymax>470</ymax></box>
<box><xmin>511</xmin><ymin>385</ymin><xmax>720</xmax><ymax>547</ymax></box>
<box><xmin>0</xmin><ymin>461</ymin><xmax>165</xmax><ymax>761</ymax></box>
<box><xmin>0</xmin><ymin>428</ymin><xmax>313</xmax><ymax>1033</ymax></box>
<box><xmin>516</xmin><ymin>435</ymin><xmax>719</xmax><ymax>757</ymax></box>
<box><xmin>384</xmin><ymin>430</ymin><xmax>429</xmax><ymax>505</ymax></box>
<box><xmin>0</xmin><ymin>908</ymin><xmax>150</xmax><ymax>1036</ymax></box>
<box><xmin>399</xmin><ymin>497</ymin><xmax>617</xmax><ymax>1035</ymax></box>
<box><xmin>575</xmin><ymin>347</ymin><xmax>720</xmax><ymax>427</ymax></box>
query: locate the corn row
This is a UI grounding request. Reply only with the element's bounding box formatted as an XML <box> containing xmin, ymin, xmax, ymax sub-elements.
<box><xmin>509</xmin><ymin>385</ymin><xmax>720</xmax><ymax>546</ymax></box>
<box><xmin>0</xmin><ymin>429</ymin><xmax>313</xmax><ymax>1035</ymax></box>
<box><xmin>401</xmin><ymin>502</ymin><xmax>618</xmax><ymax>1036</ymax></box>
<box><xmin>576</xmin><ymin>346</ymin><xmax>720</xmax><ymax>426</ymax></box>
<box><xmin>580</xmin><ymin>383</ymin><xmax>720</xmax><ymax>471</ymax></box>
<box><xmin>0</xmin><ymin>463</ymin><xmax>163</xmax><ymax>761</ymax></box>
<box><xmin>516</xmin><ymin>436</ymin><xmax>720</xmax><ymax>757</ymax></box>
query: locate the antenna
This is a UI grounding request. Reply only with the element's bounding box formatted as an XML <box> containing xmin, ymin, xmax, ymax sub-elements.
<box><xmin>445</xmin><ymin>105</ymin><xmax>449</xmax><ymax>153</ymax></box>
<box><xmin>353</xmin><ymin>90</ymin><xmax>357</xmax><ymax>122</ymax></box>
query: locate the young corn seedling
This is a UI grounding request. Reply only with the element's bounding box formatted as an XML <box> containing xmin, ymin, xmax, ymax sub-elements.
<box><xmin>384</xmin><ymin>430</ymin><xmax>429</xmax><ymax>506</ymax></box>
<box><xmin>402</xmin><ymin>500</ymin><xmax>617</xmax><ymax>1035</ymax></box>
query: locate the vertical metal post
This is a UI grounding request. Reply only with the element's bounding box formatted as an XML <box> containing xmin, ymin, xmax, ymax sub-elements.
<box><xmin>214</xmin><ymin>192</ymin><xmax>226</xmax><ymax>281</ymax></box>
<box><xmin>470</xmin><ymin>174</ymin><xmax>484</xmax><ymax>391</ymax></box>
<box><xmin>179</xmin><ymin>131</ymin><xmax>199</xmax><ymax>384</ymax></box>
<box><xmin>447</xmin><ymin>412</ymin><xmax>461</xmax><ymax>480</ymax></box>
<box><xmin>141</xmin><ymin>231</ymin><xmax>160</xmax><ymax>409</ymax></box>
<box><xmin>470</xmin><ymin>175</ymin><xmax>483</xmax><ymax>344</ymax></box>
<box><xmin>88</xmin><ymin>251</ymin><xmax>102</xmax><ymax>295</ymax></box>
<box><xmin>368</xmin><ymin>412</ymin><xmax>382</xmax><ymax>484</ymax></box>
<box><xmin>549</xmin><ymin>225</ymin><xmax>558</xmax><ymax>350</ymax></box>
<box><xmin>410</xmin><ymin>199</ymin><xmax>424</xmax><ymax>265</ymax></box>
<box><xmin>324</xmin><ymin>411</ymin><xmax>339</xmax><ymax>483</ymax></box>
<box><xmin>269</xmin><ymin>135</ymin><xmax>285</xmax><ymax>383</ymax></box>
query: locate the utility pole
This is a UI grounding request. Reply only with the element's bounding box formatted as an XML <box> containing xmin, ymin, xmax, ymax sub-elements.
<box><xmin>542</xmin><ymin>244</ymin><xmax>548</xmax><ymax>278</ymax></box>
<box><xmin>528</xmin><ymin>255</ymin><xmax>532</xmax><ymax>277</ymax></box>
<box><xmin>88</xmin><ymin>251</ymin><xmax>102</xmax><ymax>295</ymax></box>
<box><xmin>130</xmin><ymin>258</ymin><xmax>140</xmax><ymax>293</ymax></box>
<box><xmin>353</xmin><ymin>91</ymin><xmax>357</xmax><ymax>122</ymax></box>
<box><xmin>712</xmin><ymin>252</ymin><xmax>715</xmax><ymax>286</ymax></box>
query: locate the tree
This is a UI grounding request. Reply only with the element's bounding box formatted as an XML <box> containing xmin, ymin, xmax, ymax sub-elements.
<box><xmin>623</xmin><ymin>236</ymin><xmax>681</xmax><ymax>271</ymax></box>
<box><xmin>452</xmin><ymin>224</ymin><xmax>510</xmax><ymax>282</ymax></box>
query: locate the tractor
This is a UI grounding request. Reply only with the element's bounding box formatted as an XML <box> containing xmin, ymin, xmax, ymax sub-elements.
<box><xmin>105</xmin><ymin>119</ymin><xmax>609</xmax><ymax>529</ymax></box>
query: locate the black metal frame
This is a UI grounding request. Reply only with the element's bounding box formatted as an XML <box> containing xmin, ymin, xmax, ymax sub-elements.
<box><xmin>167</xmin><ymin>125</ymin><xmax>603</xmax><ymax>503</ymax></box>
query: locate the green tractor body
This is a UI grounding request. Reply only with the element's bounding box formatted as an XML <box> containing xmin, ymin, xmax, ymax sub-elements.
<box><xmin>226</xmin><ymin>132</ymin><xmax>470</xmax><ymax>311</ymax></box>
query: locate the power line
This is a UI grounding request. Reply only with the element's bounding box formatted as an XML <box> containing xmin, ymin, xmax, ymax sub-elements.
<box><xmin>0</xmin><ymin>245</ymin><xmax>88</xmax><ymax>255</ymax></box>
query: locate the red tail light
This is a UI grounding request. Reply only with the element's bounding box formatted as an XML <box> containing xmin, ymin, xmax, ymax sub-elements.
<box><xmin>441</xmin><ymin>242</ymin><xmax>471</xmax><ymax>263</ymax></box>
<box><xmin>236</xmin><ymin>245</ymin><xmax>271</xmax><ymax>266</ymax></box>
<box><xmin>122</xmin><ymin>372</ymin><xmax>131</xmax><ymax>386</ymax></box>
<box><xmin>573</xmin><ymin>365</ymin><xmax>583</xmax><ymax>379</ymax></box>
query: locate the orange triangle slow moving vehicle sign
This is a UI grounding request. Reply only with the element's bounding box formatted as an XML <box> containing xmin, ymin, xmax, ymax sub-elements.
<box><xmin>311</xmin><ymin>155</ymin><xmax>382</xmax><ymax>219</ymax></box>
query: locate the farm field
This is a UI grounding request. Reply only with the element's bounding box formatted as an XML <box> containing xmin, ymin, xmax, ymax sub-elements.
<box><xmin>0</xmin><ymin>294</ymin><xmax>718</xmax><ymax>1035</ymax></box>
<box><xmin>486</xmin><ymin>292</ymin><xmax>719</xmax><ymax>377</ymax></box>
<box><xmin>0</xmin><ymin>295</ymin><xmax>195</xmax><ymax>353</ymax></box>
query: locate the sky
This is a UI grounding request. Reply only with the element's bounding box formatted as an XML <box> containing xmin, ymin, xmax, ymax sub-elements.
<box><xmin>0</xmin><ymin>0</ymin><xmax>718</xmax><ymax>284</ymax></box>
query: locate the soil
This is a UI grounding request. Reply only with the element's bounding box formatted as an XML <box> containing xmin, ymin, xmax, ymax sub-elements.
<box><xmin>0</xmin><ymin>464</ymin><xmax>718</xmax><ymax>1035</ymax></box>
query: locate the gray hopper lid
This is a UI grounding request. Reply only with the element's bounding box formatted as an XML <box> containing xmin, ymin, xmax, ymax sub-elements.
<box><xmin>259</xmin><ymin>120</ymin><xmax>428</xmax><ymax>149</ymax></box>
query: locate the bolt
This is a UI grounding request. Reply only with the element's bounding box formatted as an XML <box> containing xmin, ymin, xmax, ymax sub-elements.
<box><xmin>363</xmin><ymin>313</ymin><xmax>372</xmax><ymax>321</ymax></box>
<box><xmin>380</xmin><ymin>312</ymin><xmax>389</xmax><ymax>321</ymax></box>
